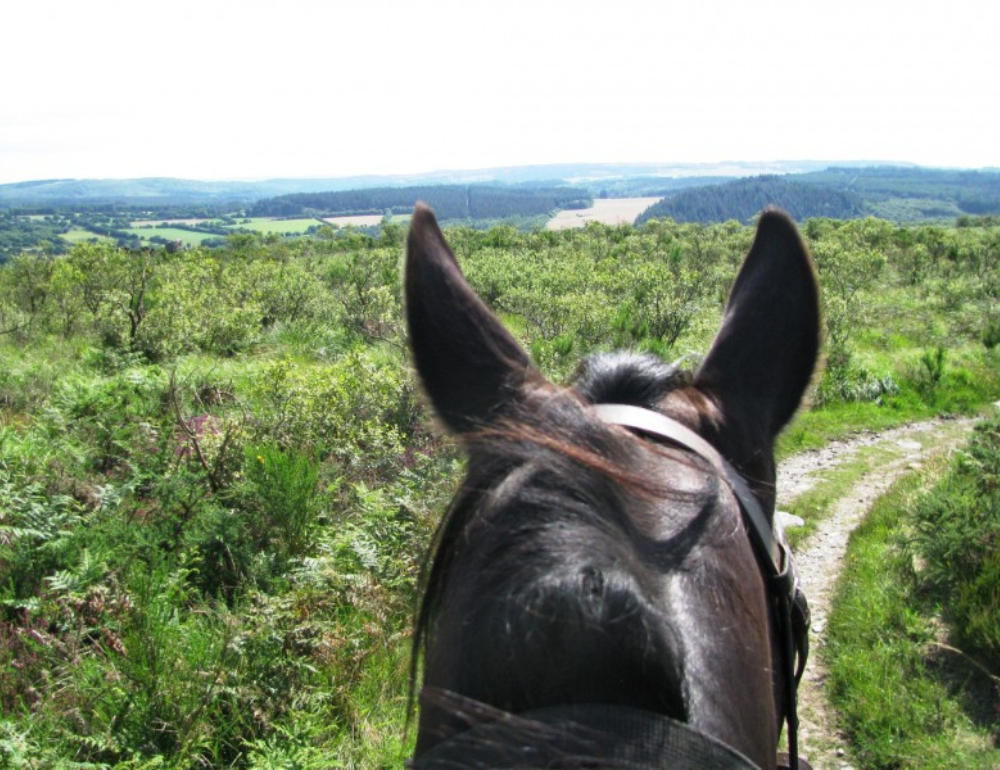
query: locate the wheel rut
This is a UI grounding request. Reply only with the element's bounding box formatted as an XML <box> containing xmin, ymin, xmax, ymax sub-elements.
<box><xmin>775</xmin><ymin>418</ymin><xmax>979</xmax><ymax>770</ymax></box>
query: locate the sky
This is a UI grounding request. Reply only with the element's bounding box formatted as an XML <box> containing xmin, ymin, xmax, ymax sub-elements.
<box><xmin>2</xmin><ymin>0</ymin><xmax>999</xmax><ymax>184</ymax></box>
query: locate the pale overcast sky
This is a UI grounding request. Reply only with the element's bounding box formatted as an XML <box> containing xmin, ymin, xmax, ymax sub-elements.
<box><xmin>2</xmin><ymin>0</ymin><xmax>998</xmax><ymax>184</ymax></box>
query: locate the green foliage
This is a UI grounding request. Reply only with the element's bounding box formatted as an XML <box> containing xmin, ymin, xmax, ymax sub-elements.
<box><xmin>815</xmin><ymin>362</ymin><xmax>900</xmax><ymax>407</ymax></box>
<box><xmin>0</xmin><ymin>212</ymin><xmax>70</xmax><ymax>261</ymax></box>
<box><xmin>1</xmin><ymin>210</ymin><xmax>999</xmax><ymax>767</ymax></box>
<box><xmin>983</xmin><ymin>318</ymin><xmax>1000</xmax><ymax>350</ymax></box>
<box><xmin>913</xmin><ymin>417</ymin><xmax>1000</xmax><ymax>668</ymax></box>
<box><xmin>241</xmin><ymin>443</ymin><xmax>320</xmax><ymax>562</ymax></box>
<box><xmin>919</xmin><ymin>346</ymin><xmax>948</xmax><ymax>390</ymax></box>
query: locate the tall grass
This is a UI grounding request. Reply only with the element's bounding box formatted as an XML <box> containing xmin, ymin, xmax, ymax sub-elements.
<box><xmin>912</xmin><ymin>417</ymin><xmax>1000</xmax><ymax>671</ymax></box>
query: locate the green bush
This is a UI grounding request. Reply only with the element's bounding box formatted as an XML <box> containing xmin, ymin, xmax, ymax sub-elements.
<box><xmin>983</xmin><ymin>318</ymin><xmax>1000</xmax><ymax>350</ymax></box>
<box><xmin>816</xmin><ymin>357</ymin><xmax>900</xmax><ymax>406</ymax></box>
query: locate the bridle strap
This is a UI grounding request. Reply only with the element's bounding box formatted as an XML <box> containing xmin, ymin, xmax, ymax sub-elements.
<box><xmin>592</xmin><ymin>403</ymin><xmax>784</xmax><ymax>575</ymax></box>
<box><xmin>592</xmin><ymin>402</ymin><xmax>808</xmax><ymax>770</ymax></box>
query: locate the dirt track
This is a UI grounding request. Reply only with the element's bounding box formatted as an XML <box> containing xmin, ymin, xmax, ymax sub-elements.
<box><xmin>775</xmin><ymin>418</ymin><xmax>979</xmax><ymax>769</ymax></box>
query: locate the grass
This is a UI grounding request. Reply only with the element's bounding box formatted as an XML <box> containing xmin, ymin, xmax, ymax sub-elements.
<box><xmin>825</xmin><ymin>462</ymin><xmax>1000</xmax><ymax>768</ymax></box>
<box><xmin>778</xmin><ymin>343</ymin><xmax>1000</xmax><ymax>459</ymax></box>
<box><xmin>61</xmin><ymin>228</ymin><xmax>114</xmax><ymax>244</ymax></box>
<box><xmin>120</xmin><ymin>226</ymin><xmax>217</xmax><ymax>246</ymax></box>
<box><xmin>229</xmin><ymin>217</ymin><xmax>323</xmax><ymax>235</ymax></box>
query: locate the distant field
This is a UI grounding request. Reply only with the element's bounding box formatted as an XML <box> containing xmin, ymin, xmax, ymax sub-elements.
<box><xmin>322</xmin><ymin>214</ymin><xmax>412</xmax><ymax>227</ymax></box>
<box><xmin>121</xmin><ymin>227</ymin><xmax>216</xmax><ymax>246</ymax></box>
<box><xmin>236</xmin><ymin>217</ymin><xmax>321</xmax><ymax>234</ymax></box>
<box><xmin>62</xmin><ymin>229</ymin><xmax>114</xmax><ymax>244</ymax></box>
<box><xmin>130</xmin><ymin>218</ymin><xmax>212</xmax><ymax>227</ymax></box>
<box><xmin>323</xmin><ymin>214</ymin><xmax>384</xmax><ymax>227</ymax></box>
<box><xmin>546</xmin><ymin>198</ymin><xmax>662</xmax><ymax>230</ymax></box>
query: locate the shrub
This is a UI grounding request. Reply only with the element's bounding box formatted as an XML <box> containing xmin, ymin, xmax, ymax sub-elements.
<box><xmin>815</xmin><ymin>357</ymin><xmax>900</xmax><ymax>406</ymax></box>
<box><xmin>912</xmin><ymin>416</ymin><xmax>1000</xmax><ymax>669</ymax></box>
<box><xmin>983</xmin><ymin>318</ymin><xmax>1000</xmax><ymax>350</ymax></box>
<box><xmin>241</xmin><ymin>442</ymin><xmax>321</xmax><ymax>561</ymax></box>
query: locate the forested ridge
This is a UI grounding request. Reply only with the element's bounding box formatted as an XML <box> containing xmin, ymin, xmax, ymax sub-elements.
<box><xmin>250</xmin><ymin>184</ymin><xmax>592</xmax><ymax>219</ymax></box>
<box><xmin>636</xmin><ymin>176</ymin><xmax>866</xmax><ymax>224</ymax></box>
<box><xmin>637</xmin><ymin>166</ymin><xmax>1000</xmax><ymax>224</ymax></box>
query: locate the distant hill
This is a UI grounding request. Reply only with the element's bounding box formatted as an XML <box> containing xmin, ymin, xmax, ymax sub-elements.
<box><xmin>0</xmin><ymin>160</ymin><xmax>851</xmax><ymax>209</ymax></box>
<box><xmin>635</xmin><ymin>176</ymin><xmax>866</xmax><ymax>225</ymax></box>
<box><xmin>0</xmin><ymin>177</ymin><xmax>399</xmax><ymax>208</ymax></box>
<box><xmin>635</xmin><ymin>167</ymin><xmax>1000</xmax><ymax>224</ymax></box>
<box><xmin>797</xmin><ymin>166</ymin><xmax>1000</xmax><ymax>220</ymax></box>
<box><xmin>4</xmin><ymin>163</ymin><xmax>998</xmax><ymax>226</ymax></box>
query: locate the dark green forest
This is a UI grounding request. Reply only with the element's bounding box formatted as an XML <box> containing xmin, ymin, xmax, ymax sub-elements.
<box><xmin>636</xmin><ymin>176</ymin><xmax>867</xmax><ymax>224</ymax></box>
<box><xmin>638</xmin><ymin>167</ymin><xmax>1000</xmax><ymax>224</ymax></box>
<box><xmin>800</xmin><ymin>166</ymin><xmax>1000</xmax><ymax>213</ymax></box>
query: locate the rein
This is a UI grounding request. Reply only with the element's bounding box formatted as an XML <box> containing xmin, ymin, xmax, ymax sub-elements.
<box><xmin>593</xmin><ymin>403</ymin><xmax>810</xmax><ymax>770</ymax></box>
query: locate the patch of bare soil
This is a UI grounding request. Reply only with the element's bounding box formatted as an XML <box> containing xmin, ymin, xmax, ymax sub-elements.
<box><xmin>323</xmin><ymin>214</ymin><xmax>386</xmax><ymax>227</ymax></box>
<box><xmin>776</xmin><ymin>418</ymin><xmax>979</xmax><ymax>770</ymax></box>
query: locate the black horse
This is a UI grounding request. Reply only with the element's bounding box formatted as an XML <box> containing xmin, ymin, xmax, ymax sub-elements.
<box><xmin>405</xmin><ymin>204</ymin><xmax>819</xmax><ymax>769</ymax></box>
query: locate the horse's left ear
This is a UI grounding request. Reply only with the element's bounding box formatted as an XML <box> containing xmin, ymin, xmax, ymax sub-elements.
<box><xmin>406</xmin><ymin>203</ymin><xmax>538</xmax><ymax>434</ymax></box>
<box><xmin>695</xmin><ymin>209</ymin><xmax>820</xmax><ymax>439</ymax></box>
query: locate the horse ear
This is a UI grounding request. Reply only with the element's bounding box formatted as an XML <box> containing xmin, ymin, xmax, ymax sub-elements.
<box><xmin>695</xmin><ymin>209</ymin><xmax>820</xmax><ymax>439</ymax></box>
<box><xmin>406</xmin><ymin>203</ymin><xmax>537</xmax><ymax>434</ymax></box>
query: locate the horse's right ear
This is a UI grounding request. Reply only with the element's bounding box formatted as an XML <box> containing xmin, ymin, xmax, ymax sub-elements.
<box><xmin>406</xmin><ymin>204</ymin><xmax>537</xmax><ymax>434</ymax></box>
<box><xmin>695</xmin><ymin>209</ymin><xmax>821</xmax><ymax>441</ymax></box>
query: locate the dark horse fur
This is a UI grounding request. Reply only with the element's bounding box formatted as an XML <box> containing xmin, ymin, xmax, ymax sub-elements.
<box><xmin>406</xmin><ymin>204</ymin><xmax>820</xmax><ymax>768</ymax></box>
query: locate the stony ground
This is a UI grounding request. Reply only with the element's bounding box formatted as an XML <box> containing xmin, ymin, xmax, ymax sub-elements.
<box><xmin>775</xmin><ymin>417</ymin><xmax>980</xmax><ymax>770</ymax></box>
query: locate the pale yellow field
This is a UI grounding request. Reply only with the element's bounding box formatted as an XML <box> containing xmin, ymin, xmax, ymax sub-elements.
<box><xmin>322</xmin><ymin>214</ymin><xmax>387</xmax><ymax>227</ymax></box>
<box><xmin>546</xmin><ymin>197</ymin><xmax>662</xmax><ymax>230</ymax></box>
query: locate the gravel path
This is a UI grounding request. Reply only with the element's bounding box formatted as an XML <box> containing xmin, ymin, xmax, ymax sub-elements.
<box><xmin>776</xmin><ymin>417</ymin><xmax>980</xmax><ymax>770</ymax></box>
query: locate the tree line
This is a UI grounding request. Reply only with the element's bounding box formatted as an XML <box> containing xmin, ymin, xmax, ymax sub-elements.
<box><xmin>250</xmin><ymin>184</ymin><xmax>592</xmax><ymax>219</ymax></box>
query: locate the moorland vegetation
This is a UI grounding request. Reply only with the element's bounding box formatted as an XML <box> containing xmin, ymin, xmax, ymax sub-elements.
<box><xmin>0</xmin><ymin>211</ymin><xmax>998</xmax><ymax>767</ymax></box>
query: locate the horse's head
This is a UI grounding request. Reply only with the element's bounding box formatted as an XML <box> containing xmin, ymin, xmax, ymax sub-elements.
<box><xmin>406</xmin><ymin>204</ymin><xmax>820</xmax><ymax>769</ymax></box>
